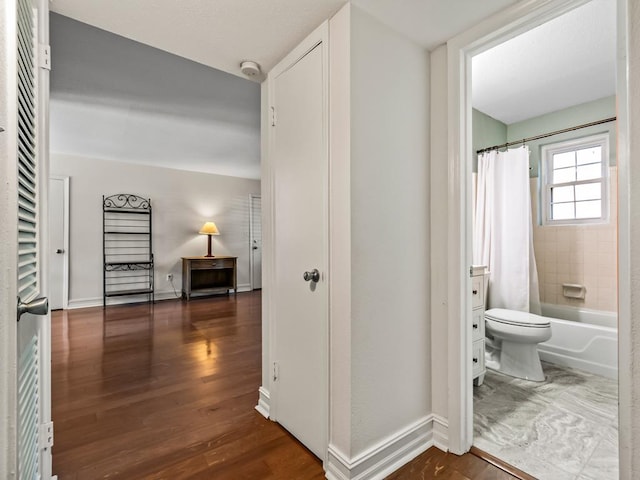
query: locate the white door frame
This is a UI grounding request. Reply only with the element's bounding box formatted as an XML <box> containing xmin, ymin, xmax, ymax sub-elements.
<box><xmin>50</xmin><ymin>175</ymin><xmax>70</xmax><ymax>309</ymax></box>
<box><xmin>248</xmin><ymin>193</ymin><xmax>261</xmax><ymax>291</ymax></box>
<box><xmin>442</xmin><ymin>0</ymin><xmax>631</xmax><ymax>475</ymax></box>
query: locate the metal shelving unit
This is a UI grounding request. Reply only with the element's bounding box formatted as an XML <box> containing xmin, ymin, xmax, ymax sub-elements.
<box><xmin>103</xmin><ymin>194</ymin><xmax>154</xmax><ymax>307</ymax></box>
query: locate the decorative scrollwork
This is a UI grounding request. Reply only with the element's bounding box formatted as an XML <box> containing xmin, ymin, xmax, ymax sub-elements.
<box><xmin>105</xmin><ymin>262</ymin><xmax>153</xmax><ymax>272</ymax></box>
<box><xmin>103</xmin><ymin>194</ymin><xmax>151</xmax><ymax>211</ymax></box>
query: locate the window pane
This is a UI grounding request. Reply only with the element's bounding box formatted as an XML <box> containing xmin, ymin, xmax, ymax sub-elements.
<box><xmin>575</xmin><ymin>200</ymin><xmax>601</xmax><ymax>219</ymax></box>
<box><xmin>553</xmin><ymin>151</ymin><xmax>575</xmax><ymax>169</ymax></box>
<box><xmin>551</xmin><ymin>185</ymin><xmax>574</xmax><ymax>203</ymax></box>
<box><xmin>552</xmin><ymin>202</ymin><xmax>575</xmax><ymax>220</ymax></box>
<box><xmin>577</xmin><ymin>146</ymin><xmax>602</xmax><ymax>165</ymax></box>
<box><xmin>554</xmin><ymin>166</ymin><xmax>576</xmax><ymax>183</ymax></box>
<box><xmin>577</xmin><ymin>163</ymin><xmax>602</xmax><ymax>181</ymax></box>
<box><xmin>575</xmin><ymin>182</ymin><xmax>601</xmax><ymax>201</ymax></box>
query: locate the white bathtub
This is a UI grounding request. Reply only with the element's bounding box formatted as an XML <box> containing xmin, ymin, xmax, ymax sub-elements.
<box><xmin>537</xmin><ymin>303</ymin><xmax>618</xmax><ymax>379</ymax></box>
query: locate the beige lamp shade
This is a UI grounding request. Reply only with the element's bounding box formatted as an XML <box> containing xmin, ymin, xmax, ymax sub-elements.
<box><xmin>199</xmin><ymin>222</ymin><xmax>220</xmax><ymax>235</ymax></box>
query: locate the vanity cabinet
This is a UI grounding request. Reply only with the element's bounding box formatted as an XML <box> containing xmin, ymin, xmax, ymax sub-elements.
<box><xmin>471</xmin><ymin>266</ymin><xmax>488</xmax><ymax>386</ymax></box>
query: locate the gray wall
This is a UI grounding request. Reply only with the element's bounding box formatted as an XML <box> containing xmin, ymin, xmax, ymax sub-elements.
<box><xmin>473</xmin><ymin>96</ymin><xmax>616</xmax><ymax>177</ymax></box>
<box><xmin>50</xmin><ymin>13</ymin><xmax>261</xmax><ymax>179</ymax></box>
<box><xmin>472</xmin><ymin>109</ymin><xmax>507</xmax><ymax>171</ymax></box>
<box><xmin>508</xmin><ymin>95</ymin><xmax>616</xmax><ymax>177</ymax></box>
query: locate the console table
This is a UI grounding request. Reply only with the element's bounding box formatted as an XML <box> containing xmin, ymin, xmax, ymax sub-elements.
<box><xmin>181</xmin><ymin>256</ymin><xmax>237</xmax><ymax>300</ymax></box>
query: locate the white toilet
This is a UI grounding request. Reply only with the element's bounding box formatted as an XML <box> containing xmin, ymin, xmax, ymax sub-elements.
<box><xmin>484</xmin><ymin>308</ymin><xmax>552</xmax><ymax>382</ymax></box>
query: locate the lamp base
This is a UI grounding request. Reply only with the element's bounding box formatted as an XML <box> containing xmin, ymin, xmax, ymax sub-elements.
<box><xmin>205</xmin><ymin>235</ymin><xmax>213</xmax><ymax>257</ymax></box>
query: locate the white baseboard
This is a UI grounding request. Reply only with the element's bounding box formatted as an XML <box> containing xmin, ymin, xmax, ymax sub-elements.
<box><xmin>255</xmin><ymin>386</ymin><xmax>270</xmax><ymax>419</ymax></box>
<box><xmin>67</xmin><ymin>286</ymin><xmax>254</xmax><ymax>310</ymax></box>
<box><xmin>431</xmin><ymin>414</ymin><xmax>448</xmax><ymax>451</ymax></box>
<box><xmin>325</xmin><ymin>415</ymin><xmax>438</xmax><ymax>480</ymax></box>
<box><xmin>67</xmin><ymin>291</ymin><xmax>179</xmax><ymax>309</ymax></box>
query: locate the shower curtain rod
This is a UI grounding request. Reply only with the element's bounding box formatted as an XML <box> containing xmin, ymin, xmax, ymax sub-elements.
<box><xmin>476</xmin><ymin>116</ymin><xmax>617</xmax><ymax>154</ymax></box>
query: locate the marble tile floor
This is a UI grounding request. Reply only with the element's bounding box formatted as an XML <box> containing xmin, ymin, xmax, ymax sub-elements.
<box><xmin>473</xmin><ymin>363</ymin><xmax>618</xmax><ymax>479</ymax></box>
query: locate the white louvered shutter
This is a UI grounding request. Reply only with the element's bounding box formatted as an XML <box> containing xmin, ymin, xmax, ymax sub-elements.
<box><xmin>16</xmin><ymin>0</ymin><xmax>42</xmax><ymax>478</ymax></box>
<box><xmin>16</xmin><ymin>0</ymin><xmax>39</xmax><ymax>302</ymax></box>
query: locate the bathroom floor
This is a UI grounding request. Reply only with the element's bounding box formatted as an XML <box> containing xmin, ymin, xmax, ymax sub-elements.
<box><xmin>473</xmin><ymin>363</ymin><xmax>618</xmax><ymax>479</ymax></box>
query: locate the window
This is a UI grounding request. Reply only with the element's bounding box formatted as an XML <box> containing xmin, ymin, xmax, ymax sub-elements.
<box><xmin>541</xmin><ymin>134</ymin><xmax>609</xmax><ymax>225</ymax></box>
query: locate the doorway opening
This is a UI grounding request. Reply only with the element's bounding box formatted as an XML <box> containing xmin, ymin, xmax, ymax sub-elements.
<box><xmin>470</xmin><ymin>2</ymin><xmax>619</xmax><ymax>476</ymax></box>
<box><xmin>442</xmin><ymin>0</ymin><xmax>629</xmax><ymax>477</ymax></box>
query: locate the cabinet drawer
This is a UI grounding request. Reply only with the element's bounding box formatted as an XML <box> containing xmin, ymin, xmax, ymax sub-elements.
<box><xmin>190</xmin><ymin>258</ymin><xmax>234</xmax><ymax>270</ymax></box>
<box><xmin>472</xmin><ymin>309</ymin><xmax>485</xmax><ymax>342</ymax></box>
<box><xmin>471</xmin><ymin>276</ymin><xmax>484</xmax><ymax>309</ymax></box>
<box><xmin>472</xmin><ymin>339</ymin><xmax>485</xmax><ymax>378</ymax></box>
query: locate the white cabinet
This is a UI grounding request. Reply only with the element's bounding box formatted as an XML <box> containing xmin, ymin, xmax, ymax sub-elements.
<box><xmin>471</xmin><ymin>266</ymin><xmax>487</xmax><ymax>386</ymax></box>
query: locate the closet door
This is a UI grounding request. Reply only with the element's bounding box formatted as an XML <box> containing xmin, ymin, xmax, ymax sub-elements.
<box><xmin>0</xmin><ymin>0</ymin><xmax>52</xmax><ymax>477</ymax></box>
<box><xmin>268</xmin><ymin>23</ymin><xmax>328</xmax><ymax>460</ymax></box>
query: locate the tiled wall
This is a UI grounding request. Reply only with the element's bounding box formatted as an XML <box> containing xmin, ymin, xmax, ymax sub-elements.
<box><xmin>531</xmin><ymin>167</ymin><xmax>618</xmax><ymax>312</ymax></box>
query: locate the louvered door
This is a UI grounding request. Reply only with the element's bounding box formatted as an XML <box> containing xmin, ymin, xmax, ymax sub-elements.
<box><xmin>0</xmin><ymin>0</ymin><xmax>51</xmax><ymax>478</ymax></box>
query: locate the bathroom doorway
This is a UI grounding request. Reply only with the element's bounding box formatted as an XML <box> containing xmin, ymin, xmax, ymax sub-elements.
<box><xmin>469</xmin><ymin>0</ymin><xmax>619</xmax><ymax>477</ymax></box>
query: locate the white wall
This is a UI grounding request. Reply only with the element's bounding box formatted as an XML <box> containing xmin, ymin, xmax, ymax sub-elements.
<box><xmin>349</xmin><ymin>5</ymin><xmax>431</xmax><ymax>457</ymax></box>
<box><xmin>51</xmin><ymin>154</ymin><xmax>260</xmax><ymax>307</ymax></box>
<box><xmin>328</xmin><ymin>4</ymin><xmax>353</xmax><ymax>458</ymax></box>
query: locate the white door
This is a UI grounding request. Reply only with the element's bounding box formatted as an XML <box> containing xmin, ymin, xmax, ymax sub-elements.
<box><xmin>270</xmin><ymin>26</ymin><xmax>328</xmax><ymax>459</ymax></box>
<box><xmin>0</xmin><ymin>0</ymin><xmax>52</xmax><ymax>478</ymax></box>
<box><xmin>250</xmin><ymin>195</ymin><xmax>262</xmax><ymax>290</ymax></box>
<box><xmin>49</xmin><ymin>177</ymin><xmax>68</xmax><ymax>310</ymax></box>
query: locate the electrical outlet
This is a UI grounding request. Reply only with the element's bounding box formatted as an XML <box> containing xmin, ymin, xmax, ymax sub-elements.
<box><xmin>166</xmin><ymin>273</ymin><xmax>173</xmax><ymax>282</ymax></box>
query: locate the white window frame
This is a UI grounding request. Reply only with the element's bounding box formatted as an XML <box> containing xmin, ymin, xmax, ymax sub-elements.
<box><xmin>541</xmin><ymin>133</ymin><xmax>610</xmax><ymax>226</ymax></box>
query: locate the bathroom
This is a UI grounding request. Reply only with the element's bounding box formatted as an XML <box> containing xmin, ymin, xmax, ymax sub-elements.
<box><xmin>470</xmin><ymin>0</ymin><xmax>619</xmax><ymax>478</ymax></box>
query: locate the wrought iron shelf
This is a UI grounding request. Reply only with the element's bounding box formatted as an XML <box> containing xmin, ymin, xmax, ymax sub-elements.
<box><xmin>105</xmin><ymin>288</ymin><xmax>154</xmax><ymax>298</ymax></box>
<box><xmin>103</xmin><ymin>193</ymin><xmax>154</xmax><ymax>307</ymax></box>
<box><xmin>103</xmin><ymin>208</ymin><xmax>151</xmax><ymax>215</ymax></box>
<box><xmin>104</xmin><ymin>261</ymin><xmax>153</xmax><ymax>272</ymax></box>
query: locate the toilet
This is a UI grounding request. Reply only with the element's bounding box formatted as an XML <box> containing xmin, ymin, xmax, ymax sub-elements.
<box><xmin>484</xmin><ymin>308</ymin><xmax>552</xmax><ymax>382</ymax></box>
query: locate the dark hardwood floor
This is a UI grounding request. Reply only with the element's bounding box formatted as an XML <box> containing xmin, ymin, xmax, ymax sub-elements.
<box><xmin>52</xmin><ymin>291</ymin><xmax>518</xmax><ymax>479</ymax></box>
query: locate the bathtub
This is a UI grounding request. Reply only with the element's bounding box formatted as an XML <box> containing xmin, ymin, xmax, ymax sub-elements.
<box><xmin>536</xmin><ymin>303</ymin><xmax>618</xmax><ymax>379</ymax></box>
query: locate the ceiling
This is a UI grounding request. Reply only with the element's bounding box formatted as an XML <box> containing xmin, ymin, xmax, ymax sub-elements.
<box><xmin>472</xmin><ymin>0</ymin><xmax>616</xmax><ymax>125</ymax></box>
<box><xmin>49</xmin><ymin>0</ymin><xmax>521</xmax><ymax>80</ymax></box>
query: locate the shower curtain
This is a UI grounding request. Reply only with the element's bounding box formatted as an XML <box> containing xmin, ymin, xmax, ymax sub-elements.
<box><xmin>473</xmin><ymin>146</ymin><xmax>541</xmax><ymax>314</ymax></box>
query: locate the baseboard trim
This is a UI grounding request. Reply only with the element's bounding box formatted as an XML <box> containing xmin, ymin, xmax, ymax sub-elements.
<box><xmin>431</xmin><ymin>414</ymin><xmax>448</xmax><ymax>451</ymax></box>
<box><xmin>326</xmin><ymin>415</ymin><xmax>436</xmax><ymax>480</ymax></box>
<box><xmin>255</xmin><ymin>386</ymin><xmax>270</xmax><ymax>418</ymax></box>
<box><xmin>67</xmin><ymin>287</ymin><xmax>253</xmax><ymax>310</ymax></box>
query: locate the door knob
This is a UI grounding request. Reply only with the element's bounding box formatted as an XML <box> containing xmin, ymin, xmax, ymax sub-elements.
<box><xmin>17</xmin><ymin>296</ymin><xmax>49</xmax><ymax>321</ymax></box>
<box><xmin>56</xmin><ymin>248</ymin><xmax>65</xmax><ymax>254</ymax></box>
<box><xmin>303</xmin><ymin>269</ymin><xmax>320</xmax><ymax>282</ymax></box>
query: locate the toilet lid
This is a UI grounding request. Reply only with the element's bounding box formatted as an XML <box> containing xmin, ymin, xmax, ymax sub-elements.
<box><xmin>485</xmin><ymin>308</ymin><xmax>550</xmax><ymax>328</ymax></box>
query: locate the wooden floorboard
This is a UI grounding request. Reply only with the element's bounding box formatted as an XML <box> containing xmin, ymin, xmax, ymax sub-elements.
<box><xmin>52</xmin><ymin>292</ymin><xmax>519</xmax><ymax>479</ymax></box>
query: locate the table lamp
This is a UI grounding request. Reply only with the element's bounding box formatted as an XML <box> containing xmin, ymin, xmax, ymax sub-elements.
<box><xmin>199</xmin><ymin>222</ymin><xmax>220</xmax><ymax>257</ymax></box>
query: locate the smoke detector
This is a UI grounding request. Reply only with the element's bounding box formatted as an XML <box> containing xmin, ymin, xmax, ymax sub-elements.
<box><xmin>240</xmin><ymin>61</ymin><xmax>261</xmax><ymax>78</ymax></box>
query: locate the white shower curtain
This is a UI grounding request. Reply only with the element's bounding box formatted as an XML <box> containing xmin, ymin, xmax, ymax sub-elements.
<box><xmin>473</xmin><ymin>146</ymin><xmax>541</xmax><ymax>314</ymax></box>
